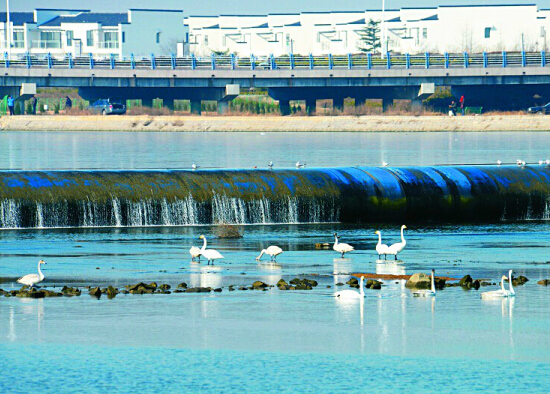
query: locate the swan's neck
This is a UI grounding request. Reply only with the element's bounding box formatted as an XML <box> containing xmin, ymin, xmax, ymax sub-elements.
<box><xmin>430</xmin><ymin>271</ymin><xmax>435</xmax><ymax>292</ymax></box>
<box><xmin>257</xmin><ymin>250</ymin><xmax>265</xmax><ymax>260</ymax></box>
<box><xmin>509</xmin><ymin>272</ymin><xmax>515</xmax><ymax>294</ymax></box>
<box><xmin>334</xmin><ymin>235</ymin><xmax>338</xmax><ymax>246</ymax></box>
<box><xmin>37</xmin><ymin>262</ymin><xmax>44</xmax><ymax>280</ymax></box>
<box><xmin>401</xmin><ymin>227</ymin><xmax>406</xmax><ymax>244</ymax></box>
<box><xmin>359</xmin><ymin>277</ymin><xmax>364</xmax><ymax>296</ymax></box>
<box><xmin>201</xmin><ymin>237</ymin><xmax>207</xmax><ymax>251</ymax></box>
<box><xmin>377</xmin><ymin>232</ymin><xmax>382</xmax><ymax>246</ymax></box>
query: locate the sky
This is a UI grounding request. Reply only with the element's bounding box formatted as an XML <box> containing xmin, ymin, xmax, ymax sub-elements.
<box><xmin>3</xmin><ymin>0</ymin><xmax>548</xmax><ymax>14</ymax></box>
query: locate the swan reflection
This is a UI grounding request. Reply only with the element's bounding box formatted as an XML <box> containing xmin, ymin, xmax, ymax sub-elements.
<box><xmin>375</xmin><ymin>259</ymin><xmax>406</xmax><ymax>275</ymax></box>
<box><xmin>257</xmin><ymin>262</ymin><xmax>282</xmax><ymax>286</ymax></box>
<box><xmin>333</xmin><ymin>258</ymin><xmax>353</xmax><ymax>285</ymax></box>
<box><xmin>199</xmin><ymin>265</ymin><xmax>223</xmax><ymax>288</ymax></box>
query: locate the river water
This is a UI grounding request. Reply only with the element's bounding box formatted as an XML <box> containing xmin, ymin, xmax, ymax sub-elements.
<box><xmin>1</xmin><ymin>131</ymin><xmax>550</xmax><ymax>392</ymax></box>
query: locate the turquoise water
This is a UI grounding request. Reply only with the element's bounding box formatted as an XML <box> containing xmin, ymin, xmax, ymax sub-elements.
<box><xmin>2</xmin><ymin>131</ymin><xmax>550</xmax><ymax>391</ymax></box>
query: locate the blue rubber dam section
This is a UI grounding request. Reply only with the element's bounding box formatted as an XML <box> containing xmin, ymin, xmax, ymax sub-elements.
<box><xmin>1</xmin><ymin>166</ymin><xmax>549</xmax><ymax>228</ymax></box>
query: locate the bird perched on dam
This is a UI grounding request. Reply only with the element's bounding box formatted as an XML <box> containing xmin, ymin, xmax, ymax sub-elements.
<box><xmin>333</xmin><ymin>233</ymin><xmax>354</xmax><ymax>258</ymax></box>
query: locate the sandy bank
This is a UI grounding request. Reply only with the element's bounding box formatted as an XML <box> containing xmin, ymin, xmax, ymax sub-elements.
<box><xmin>2</xmin><ymin>114</ymin><xmax>550</xmax><ymax>132</ymax></box>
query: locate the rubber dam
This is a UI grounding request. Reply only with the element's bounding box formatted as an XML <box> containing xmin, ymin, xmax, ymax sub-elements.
<box><xmin>1</xmin><ymin>166</ymin><xmax>549</xmax><ymax>229</ymax></box>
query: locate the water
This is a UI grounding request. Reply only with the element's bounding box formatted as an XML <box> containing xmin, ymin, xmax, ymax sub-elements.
<box><xmin>2</xmin><ymin>131</ymin><xmax>550</xmax><ymax>391</ymax></box>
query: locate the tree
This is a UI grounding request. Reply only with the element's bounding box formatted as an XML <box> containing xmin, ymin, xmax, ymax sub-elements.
<box><xmin>357</xmin><ymin>19</ymin><xmax>381</xmax><ymax>53</ymax></box>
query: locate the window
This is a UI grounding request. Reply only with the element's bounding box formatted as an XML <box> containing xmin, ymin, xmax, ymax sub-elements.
<box><xmin>122</xmin><ymin>32</ymin><xmax>126</xmax><ymax>43</ymax></box>
<box><xmin>156</xmin><ymin>31</ymin><xmax>161</xmax><ymax>44</ymax></box>
<box><xmin>39</xmin><ymin>31</ymin><xmax>61</xmax><ymax>48</ymax></box>
<box><xmin>423</xmin><ymin>28</ymin><xmax>428</xmax><ymax>39</ymax></box>
<box><xmin>484</xmin><ymin>27</ymin><xmax>491</xmax><ymax>39</ymax></box>
<box><xmin>66</xmin><ymin>30</ymin><xmax>73</xmax><ymax>46</ymax></box>
<box><xmin>87</xmin><ymin>30</ymin><xmax>94</xmax><ymax>46</ymax></box>
<box><xmin>12</xmin><ymin>30</ymin><xmax>24</xmax><ymax>48</ymax></box>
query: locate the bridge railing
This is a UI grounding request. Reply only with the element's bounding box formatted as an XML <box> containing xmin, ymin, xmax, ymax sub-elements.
<box><xmin>1</xmin><ymin>51</ymin><xmax>549</xmax><ymax>71</ymax></box>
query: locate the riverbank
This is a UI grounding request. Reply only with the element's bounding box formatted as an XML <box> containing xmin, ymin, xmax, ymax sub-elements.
<box><xmin>2</xmin><ymin>114</ymin><xmax>550</xmax><ymax>132</ymax></box>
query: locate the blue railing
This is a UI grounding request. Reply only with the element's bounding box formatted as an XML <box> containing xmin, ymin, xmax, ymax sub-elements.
<box><xmin>3</xmin><ymin>51</ymin><xmax>550</xmax><ymax>71</ymax></box>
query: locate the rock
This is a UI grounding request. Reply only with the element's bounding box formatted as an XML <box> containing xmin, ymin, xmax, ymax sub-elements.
<box><xmin>326</xmin><ymin>285</ymin><xmax>331</xmax><ymax>288</ymax></box>
<box><xmin>252</xmin><ymin>281</ymin><xmax>268</xmax><ymax>289</ymax></box>
<box><xmin>472</xmin><ymin>279</ymin><xmax>481</xmax><ymax>290</ymax></box>
<box><xmin>127</xmin><ymin>282</ymin><xmax>156</xmax><ymax>294</ymax></box>
<box><xmin>159</xmin><ymin>284</ymin><xmax>171</xmax><ymax>291</ymax></box>
<box><xmin>238</xmin><ymin>287</ymin><xmax>248</xmax><ymax>291</ymax></box>
<box><xmin>366</xmin><ymin>279</ymin><xmax>382</xmax><ymax>290</ymax></box>
<box><xmin>176</xmin><ymin>283</ymin><xmax>188</xmax><ymax>289</ymax></box>
<box><xmin>511</xmin><ymin>276</ymin><xmax>529</xmax><ymax>286</ymax></box>
<box><xmin>315</xmin><ymin>243</ymin><xmax>330</xmax><ymax>249</ymax></box>
<box><xmin>290</xmin><ymin>278</ymin><xmax>302</xmax><ymax>285</ymax></box>
<box><xmin>120</xmin><ymin>290</ymin><xmax>129</xmax><ymax>294</ymax></box>
<box><xmin>276</xmin><ymin>279</ymin><xmax>288</xmax><ymax>287</ymax></box>
<box><xmin>459</xmin><ymin>275</ymin><xmax>473</xmax><ymax>287</ymax></box>
<box><xmin>228</xmin><ymin>287</ymin><xmax>236</xmax><ymax>291</ymax></box>
<box><xmin>61</xmin><ymin>286</ymin><xmax>82</xmax><ymax>297</ymax></box>
<box><xmin>294</xmin><ymin>283</ymin><xmax>312</xmax><ymax>290</ymax></box>
<box><xmin>174</xmin><ymin>289</ymin><xmax>185</xmax><ymax>293</ymax></box>
<box><xmin>434</xmin><ymin>278</ymin><xmax>446</xmax><ymax>289</ymax></box>
<box><xmin>346</xmin><ymin>277</ymin><xmax>359</xmax><ymax>286</ymax></box>
<box><xmin>185</xmin><ymin>287</ymin><xmax>212</xmax><ymax>293</ymax></box>
<box><xmin>43</xmin><ymin>290</ymin><xmax>62</xmax><ymax>297</ymax></box>
<box><xmin>405</xmin><ymin>273</ymin><xmax>431</xmax><ymax>289</ymax></box>
<box><xmin>303</xmin><ymin>279</ymin><xmax>318</xmax><ymax>287</ymax></box>
<box><xmin>89</xmin><ymin>287</ymin><xmax>102</xmax><ymax>298</ymax></box>
<box><xmin>106</xmin><ymin>286</ymin><xmax>118</xmax><ymax>299</ymax></box>
<box><xmin>214</xmin><ymin>288</ymin><xmax>222</xmax><ymax>292</ymax></box>
<box><xmin>278</xmin><ymin>285</ymin><xmax>290</xmax><ymax>290</ymax></box>
<box><xmin>537</xmin><ymin>279</ymin><xmax>550</xmax><ymax>285</ymax></box>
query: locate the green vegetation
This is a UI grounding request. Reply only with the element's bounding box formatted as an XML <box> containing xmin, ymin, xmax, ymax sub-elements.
<box><xmin>357</xmin><ymin>19</ymin><xmax>381</xmax><ymax>53</ymax></box>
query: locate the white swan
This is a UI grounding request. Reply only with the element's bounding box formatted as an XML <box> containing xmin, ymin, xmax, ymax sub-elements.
<box><xmin>198</xmin><ymin>235</ymin><xmax>224</xmax><ymax>265</ymax></box>
<box><xmin>333</xmin><ymin>233</ymin><xmax>354</xmax><ymax>258</ymax></box>
<box><xmin>256</xmin><ymin>245</ymin><xmax>283</xmax><ymax>261</ymax></box>
<box><xmin>413</xmin><ymin>269</ymin><xmax>436</xmax><ymax>297</ymax></box>
<box><xmin>334</xmin><ymin>276</ymin><xmax>364</xmax><ymax>299</ymax></box>
<box><xmin>481</xmin><ymin>275</ymin><xmax>508</xmax><ymax>299</ymax></box>
<box><xmin>503</xmin><ymin>269</ymin><xmax>516</xmax><ymax>297</ymax></box>
<box><xmin>189</xmin><ymin>245</ymin><xmax>201</xmax><ymax>262</ymax></box>
<box><xmin>375</xmin><ymin>230</ymin><xmax>390</xmax><ymax>259</ymax></box>
<box><xmin>387</xmin><ymin>225</ymin><xmax>407</xmax><ymax>260</ymax></box>
<box><xmin>17</xmin><ymin>260</ymin><xmax>46</xmax><ymax>288</ymax></box>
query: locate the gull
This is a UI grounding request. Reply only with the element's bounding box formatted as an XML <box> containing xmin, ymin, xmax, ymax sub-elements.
<box><xmin>296</xmin><ymin>161</ymin><xmax>306</xmax><ymax>169</ymax></box>
<box><xmin>192</xmin><ymin>164</ymin><xmax>198</xmax><ymax>170</ymax></box>
<box><xmin>546</xmin><ymin>160</ymin><xmax>550</xmax><ymax>165</ymax></box>
<box><xmin>540</xmin><ymin>160</ymin><xmax>544</xmax><ymax>165</ymax></box>
<box><xmin>382</xmin><ymin>161</ymin><xmax>388</xmax><ymax>167</ymax></box>
<box><xmin>497</xmin><ymin>160</ymin><xmax>502</xmax><ymax>166</ymax></box>
<box><xmin>268</xmin><ymin>161</ymin><xmax>273</xmax><ymax>170</ymax></box>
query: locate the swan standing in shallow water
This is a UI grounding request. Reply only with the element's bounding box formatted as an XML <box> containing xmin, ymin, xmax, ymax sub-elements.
<box><xmin>333</xmin><ymin>233</ymin><xmax>354</xmax><ymax>258</ymax></box>
<box><xmin>334</xmin><ymin>276</ymin><xmax>364</xmax><ymax>299</ymax></box>
<box><xmin>375</xmin><ymin>230</ymin><xmax>390</xmax><ymax>259</ymax></box>
<box><xmin>387</xmin><ymin>225</ymin><xmax>407</xmax><ymax>260</ymax></box>
<box><xmin>189</xmin><ymin>245</ymin><xmax>202</xmax><ymax>262</ymax></box>
<box><xmin>481</xmin><ymin>275</ymin><xmax>508</xmax><ymax>299</ymax></box>
<box><xmin>198</xmin><ymin>235</ymin><xmax>224</xmax><ymax>265</ymax></box>
<box><xmin>413</xmin><ymin>269</ymin><xmax>436</xmax><ymax>297</ymax></box>
<box><xmin>256</xmin><ymin>245</ymin><xmax>283</xmax><ymax>262</ymax></box>
<box><xmin>17</xmin><ymin>260</ymin><xmax>46</xmax><ymax>288</ymax></box>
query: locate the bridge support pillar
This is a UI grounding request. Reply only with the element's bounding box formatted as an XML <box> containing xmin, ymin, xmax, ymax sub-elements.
<box><xmin>382</xmin><ymin>98</ymin><xmax>394</xmax><ymax>112</ymax></box>
<box><xmin>190</xmin><ymin>100</ymin><xmax>202</xmax><ymax>115</ymax></box>
<box><xmin>306</xmin><ymin>99</ymin><xmax>316</xmax><ymax>115</ymax></box>
<box><xmin>411</xmin><ymin>98</ymin><xmax>423</xmax><ymax>112</ymax></box>
<box><xmin>218</xmin><ymin>101</ymin><xmax>229</xmax><ymax>115</ymax></box>
<box><xmin>333</xmin><ymin>98</ymin><xmax>344</xmax><ymax>112</ymax></box>
<box><xmin>279</xmin><ymin>100</ymin><xmax>291</xmax><ymax>116</ymax></box>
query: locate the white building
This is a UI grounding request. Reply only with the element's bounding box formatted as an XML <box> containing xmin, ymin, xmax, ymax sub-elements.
<box><xmin>0</xmin><ymin>8</ymin><xmax>187</xmax><ymax>58</ymax></box>
<box><xmin>186</xmin><ymin>4</ymin><xmax>550</xmax><ymax>57</ymax></box>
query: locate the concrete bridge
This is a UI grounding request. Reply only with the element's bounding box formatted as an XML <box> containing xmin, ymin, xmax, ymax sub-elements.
<box><xmin>1</xmin><ymin>52</ymin><xmax>550</xmax><ymax>114</ymax></box>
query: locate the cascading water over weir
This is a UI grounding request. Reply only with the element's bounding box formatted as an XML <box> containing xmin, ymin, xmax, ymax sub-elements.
<box><xmin>1</xmin><ymin>165</ymin><xmax>550</xmax><ymax>229</ymax></box>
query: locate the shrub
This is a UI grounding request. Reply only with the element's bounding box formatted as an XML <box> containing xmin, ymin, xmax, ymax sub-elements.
<box><xmin>214</xmin><ymin>224</ymin><xmax>244</xmax><ymax>238</ymax></box>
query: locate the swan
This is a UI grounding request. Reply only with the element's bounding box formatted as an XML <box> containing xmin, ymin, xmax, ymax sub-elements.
<box><xmin>503</xmin><ymin>269</ymin><xmax>516</xmax><ymax>297</ymax></box>
<box><xmin>189</xmin><ymin>245</ymin><xmax>201</xmax><ymax>262</ymax></box>
<box><xmin>17</xmin><ymin>260</ymin><xmax>46</xmax><ymax>288</ymax></box>
<box><xmin>334</xmin><ymin>276</ymin><xmax>364</xmax><ymax>299</ymax></box>
<box><xmin>375</xmin><ymin>230</ymin><xmax>390</xmax><ymax>259</ymax></box>
<box><xmin>198</xmin><ymin>235</ymin><xmax>224</xmax><ymax>265</ymax></box>
<box><xmin>333</xmin><ymin>233</ymin><xmax>354</xmax><ymax>258</ymax></box>
<box><xmin>387</xmin><ymin>225</ymin><xmax>407</xmax><ymax>260</ymax></box>
<box><xmin>413</xmin><ymin>269</ymin><xmax>436</xmax><ymax>297</ymax></box>
<box><xmin>539</xmin><ymin>160</ymin><xmax>544</xmax><ymax>165</ymax></box>
<box><xmin>481</xmin><ymin>275</ymin><xmax>508</xmax><ymax>299</ymax></box>
<box><xmin>256</xmin><ymin>245</ymin><xmax>283</xmax><ymax>261</ymax></box>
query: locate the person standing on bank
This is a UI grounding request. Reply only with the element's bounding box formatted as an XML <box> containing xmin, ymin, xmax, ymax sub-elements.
<box><xmin>459</xmin><ymin>95</ymin><xmax>465</xmax><ymax>116</ymax></box>
<box><xmin>7</xmin><ymin>95</ymin><xmax>15</xmax><ymax>116</ymax></box>
<box><xmin>31</xmin><ymin>95</ymin><xmax>38</xmax><ymax>115</ymax></box>
<box><xmin>65</xmin><ymin>96</ymin><xmax>72</xmax><ymax>110</ymax></box>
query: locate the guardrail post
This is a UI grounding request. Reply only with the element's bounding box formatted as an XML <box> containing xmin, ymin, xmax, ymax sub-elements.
<box><xmin>25</xmin><ymin>52</ymin><xmax>31</xmax><ymax>69</ymax></box>
<box><xmin>483</xmin><ymin>52</ymin><xmax>488</xmax><ymax>68</ymax></box>
<box><xmin>130</xmin><ymin>53</ymin><xmax>135</xmax><ymax>69</ymax></box>
<box><xmin>191</xmin><ymin>54</ymin><xmax>196</xmax><ymax>70</ymax></box>
<box><xmin>444</xmin><ymin>52</ymin><xmax>449</xmax><ymax>68</ymax></box>
<box><xmin>270</xmin><ymin>54</ymin><xmax>275</xmax><ymax>70</ymax></box>
<box><xmin>47</xmin><ymin>52</ymin><xmax>52</xmax><ymax>69</ymax></box>
<box><xmin>171</xmin><ymin>53</ymin><xmax>176</xmax><ymax>69</ymax></box>
<box><xmin>290</xmin><ymin>53</ymin><xmax>295</xmax><ymax>70</ymax></box>
<box><xmin>150</xmin><ymin>53</ymin><xmax>156</xmax><ymax>70</ymax></box>
<box><xmin>406</xmin><ymin>53</ymin><xmax>410</xmax><ymax>69</ymax></box>
<box><xmin>347</xmin><ymin>53</ymin><xmax>352</xmax><ymax>70</ymax></box>
<box><xmin>502</xmin><ymin>51</ymin><xmax>507</xmax><ymax>68</ymax></box>
<box><xmin>542</xmin><ymin>51</ymin><xmax>547</xmax><ymax>67</ymax></box>
<box><xmin>463</xmin><ymin>52</ymin><xmax>468</xmax><ymax>68</ymax></box>
<box><xmin>522</xmin><ymin>51</ymin><xmax>526</xmax><ymax>67</ymax></box>
<box><xmin>425</xmin><ymin>52</ymin><xmax>430</xmax><ymax>69</ymax></box>
<box><xmin>367</xmin><ymin>53</ymin><xmax>372</xmax><ymax>69</ymax></box>
<box><xmin>309</xmin><ymin>53</ymin><xmax>314</xmax><ymax>70</ymax></box>
<box><xmin>386</xmin><ymin>52</ymin><xmax>391</xmax><ymax>69</ymax></box>
<box><xmin>250</xmin><ymin>54</ymin><xmax>256</xmax><ymax>70</ymax></box>
<box><xmin>110</xmin><ymin>53</ymin><xmax>115</xmax><ymax>69</ymax></box>
<box><xmin>230</xmin><ymin>53</ymin><xmax>236</xmax><ymax>70</ymax></box>
<box><xmin>328</xmin><ymin>54</ymin><xmax>333</xmax><ymax>70</ymax></box>
<box><xmin>211</xmin><ymin>54</ymin><xmax>216</xmax><ymax>70</ymax></box>
<box><xmin>4</xmin><ymin>52</ymin><xmax>9</xmax><ymax>68</ymax></box>
<box><xmin>89</xmin><ymin>53</ymin><xmax>94</xmax><ymax>69</ymax></box>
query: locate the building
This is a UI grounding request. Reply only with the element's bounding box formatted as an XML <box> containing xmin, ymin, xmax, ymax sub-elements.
<box><xmin>186</xmin><ymin>4</ymin><xmax>550</xmax><ymax>57</ymax></box>
<box><xmin>0</xmin><ymin>8</ymin><xmax>187</xmax><ymax>58</ymax></box>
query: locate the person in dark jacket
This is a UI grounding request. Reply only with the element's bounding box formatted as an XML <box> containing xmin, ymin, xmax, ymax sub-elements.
<box><xmin>31</xmin><ymin>95</ymin><xmax>38</xmax><ymax>115</ymax></box>
<box><xmin>448</xmin><ymin>100</ymin><xmax>457</xmax><ymax>116</ymax></box>
<box><xmin>7</xmin><ymin>95</ymin><xmax>15</xmax><ymax>115</ymax></box>
<box><xmin>65</xmin><ymin>96</ymin><xmax>72</xmax><ymax>109</ymax></box>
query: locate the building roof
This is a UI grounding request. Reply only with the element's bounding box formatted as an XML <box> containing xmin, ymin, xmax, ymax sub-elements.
<box><xmin>0</xmin><ymin>12</ymin><xmax>34</xmax><ymax>25</ymax></box>
<box><xmin>40</xmin><ymin>12</ymin><xmax>128</xmax><ymax>27</ymax></box>
<box><xmin>421</xmin><ymin>14</ymin><xmax>439</xmax><ymax>21</ymax></box>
